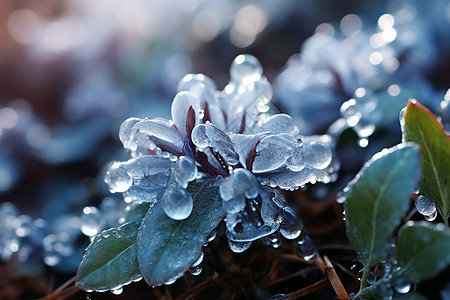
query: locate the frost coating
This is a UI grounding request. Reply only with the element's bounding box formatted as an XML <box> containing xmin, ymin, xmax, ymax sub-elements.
<box><xmin>104</xmin><ymin>54</ymin><xmax>337</xmax><ymax>285</ymax></box>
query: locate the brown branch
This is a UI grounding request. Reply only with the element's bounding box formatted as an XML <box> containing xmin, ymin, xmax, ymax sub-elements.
<box><xmin>323</xmin><ymin>256</ymin><xmax>350</xmax><ymax>300</ymax></box>
<box><xmin>277</xmin><ymin>277</ymin><xmax>329</xmax><ymax>300</ymax></box>
<box><xmin>38</xmin><ymin>276</ymin><xmax>77</xmax><ymax>300</ymax></box>
<box><xmin>176</xmin><ymin>274</ymin><xmax>221</xmax><ymax>300</ymax></box>
<box><xmin>265</xmin><ymin>266</ymin><xmax>316</xmax><ymax>287</ymax></box>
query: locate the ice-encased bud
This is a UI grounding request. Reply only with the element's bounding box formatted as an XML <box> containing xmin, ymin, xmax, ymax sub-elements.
<box><xmin>104</xmin><ymin>162</ymin><xmax>133</xmax><ymax>193</ymax></box>
<box><xmin>303</xmin><ymin>141</ymin><xmax>332</xmax><ymax>170</ymax></box>
<box><xmin>230</xmin><ymin>54</ymin><xmax>263</xmax><ymax>84</ymax></box>
<box><xmin>280</xmin><ymin>207</ymin><xmax>303</xmax><ymax>239</ymax></box>
<box><xmin>220</xmin><ymin>168</ymin><xmax>258</xmax><ymax>201</ymax></box>
<box><xmin>175</xmin><ymin>156</ymin><xmax>197</xmax><ymax>188</ymax></box>
<box><xmin>228</xmin><ymin>239</ymin><xmax>252</xmax><ymax>253</ymax></box>
<box><xmin>162</xmin><ymin>186</ymin><xmax>193</xmax><ymax>220</ymax></box>
<box><xmin>252</xmin><ymin>134</ymin><xmax>296</xmax><ymax>173</ymax></box>
<box><xmin>286</xmin><ymin>148</ymin><xmax>306</xmax><ymax>172</ymax></box>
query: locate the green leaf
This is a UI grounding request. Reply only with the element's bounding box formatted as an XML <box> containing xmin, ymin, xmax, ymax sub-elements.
<box><xmin>124</xmin><ymin>201</ymin><xmax>150</xmax><ymax>223</ymax></box>
<box><xmin>393</xmin><ymin>221</ymin><xmax>450</xmax><ymax>283</ymax></box>
<box><xmin>75</xmin><ymin>221</ymin><xmax>142</xmax><ymax>291</ymax></box>
<box><xmin>393</xmin><ymin>293</ymin><xmax>427</xmax><ymax>300</ymax></box>
<box><xmin>343</xmin><ymin>143</ymin><xmax>421</xmax><ymax>268</ymax></box>
<box><xmin>403</xmin><ymin>100</ymin><xmax>450</xmax><ymax>224</ymax></box>
<box><xmin>137</xmin><ymin>179</ymin><xmax>224</xmax><ymax>286</ymax></box>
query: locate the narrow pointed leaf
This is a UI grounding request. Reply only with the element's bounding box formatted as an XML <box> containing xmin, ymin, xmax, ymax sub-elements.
<box><xmin>76</xmin><ymin>221</ymin><xmax>141</xmax><ymax>291</ymax></box>
<box><xmin>403</xmin><ymin>100</ymin><xmax>450</xmax><ymax>223</ymax></box>
<box><xmin>393</xmin><ymin>221</ymin><xmax>450</xmax><ymax>283</ymax></box>
<box><xmin>343</xmin><ymin>144</ymin><xmax>420</xmax><ymax>268</ymax></box>
<box><xmin>137</xmin><ymin>179</ymin><xmax>224</xmax><ymax>286</ymax></box>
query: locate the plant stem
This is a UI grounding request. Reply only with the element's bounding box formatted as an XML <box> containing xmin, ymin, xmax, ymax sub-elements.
<box><xmin>358</xmin><ymin>268</ymin><xmax>369</xmax><ymax>292</ymax></box>
<box><xmin>352</xmin><ymin>278</ymin><xmax>383</xmax><ymax>300</ymax></box>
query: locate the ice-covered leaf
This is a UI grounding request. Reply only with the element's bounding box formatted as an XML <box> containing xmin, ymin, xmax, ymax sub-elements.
<box><xmin>252</xmin><ymin>134</ymin><xmax>296</xmax><ymax>173</ymax></box>
<box><xmin>393</xmin><ymin>222</ymin><xmax>450</xmax><ymax>283</ymax></box>
<box><xmin>130</xmin><ymin>119</ymin><xmax>183</xmax><ymax>156</ymax></box>
<box><xmin>171</xmin><ymin>91</ymin><xmax>200</xmax><ymax>137</ymax></box>
<box><xmin>75</xmin><ymin>221</ymin><xmax>141</xmax><ymax>292</ymax></box>
<box><xmin>259</xmin><ymin>114</ymin><xmax>298</xmax><ymax>135</ymax></box>
<box><xmin>403</xmin><ymin>100</ymin><xmax>450</xmax><ymax>224</ymax></box>
<box><xmin>137</xmin><ymin>179</ymin><xmax>224</xmax><ymax>286</ymax></box>
<box><xmin>256</xmin><ymin>167</ymin><xmax>315</xmax><ymax>190</ymax></box>
<box><xmin>343</xmin><ymin>144</ymin><xmax>420</xmax><ymax>268</ymax></box>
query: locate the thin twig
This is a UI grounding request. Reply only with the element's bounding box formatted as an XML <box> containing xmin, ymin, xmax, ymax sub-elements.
<box><xmin>277</xmin><ymin>277</ymin><xmax>329</xmax><ymax>300</ymax></box>
<box><xmin>38</xmin><ymin>276</ymin><xmax>77</xmax><ymax>300</ymax></box>
<box><xmin>265</xmin><ymin>266</ymin><xmax>316</xmax><ymax>287</ymax></box>
<box><xmin>323</xmin><ymin>256</ymin><xmax>350</xmax><ymax>300</ymax></box>
<box><xmin>176</xmin><ymin>275</ymin><xmax>221</xmax><ymax>300</ymax></box>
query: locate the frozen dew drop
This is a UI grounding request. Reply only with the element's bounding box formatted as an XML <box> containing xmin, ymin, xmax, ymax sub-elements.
<box><xmin>394</xmin><ymin>279</ymin><xmax>411</xmax><ymax>294</ymax></box>
<box><xmin>367</xmin><ymin>272</ymin><xmax>376</xmax><ymax>285</ymax></box>
<box><xmin>14</xmin><ymin>214</ymin><xmax>34</xmax><ymax>237</ymax></box>
<box><xmin>340</xmin><ymin>99</ymin><xmax>361</xmax><ymax>127</ymax></box>
<box><xmin>175</xmin><ymin>156</ymin><xmax>197</xmax><ymax>188</ymax></box>
<box><xmin>280</xmin><ymin>207</ymin><xmax>303</xmax><ymax>239</ymax></box>
<box><xmin>191</xmin><ymin>124</ymin><xmax>210</xmax><ymax>148</ymax></box>
<box><xmin>80</xmin><ymin>206</ymin><xmax>105</xmax><ymax>237</ymax></box>
<box><xmin>296</xmin><ymin>233</ymin><xmax>316</xmax><ymax>261</ymax></box>
<box><xmin>336</xmin><ymin>192</ymin><xmax>346</xmax><ymax>204</ymax></box>
<box><xmin>188</xmin><ymin>265</ymin><xmax>202</xmax><ymax>276</ymax></box>
<box><xmin>425</xmin><ymin>210</ymin><xmax>438</xmax><ymax>222</ymax></box>
<box><xmin>191</xmin><ymin>251</ymin><xmax>204</xmax><ymax>267</ymax></box>
<box><xmin>286</xmin><ymin>149</ymin><xmax>306</xmax><ymax>172</ymax></box>
<box><xmin>415</xmin><ymin>195</ymin><xmax>437</xmax><ymax>216</ymax></box>
<box><xmin>207</xmin><ymin>229</ymin><xmax>217</xmax><ymax>243</ymax></box>
<box><xmin>111</xmin><ymin>287</ymin><xmax>123</xmax><ymax>295</ymax></box>
<box><xmin>104</xmin><ymin>162</ymin><xmax>133</xmax><ymax>193</ymax></box>
<box><xmin>303</xmin><ymin>141</ymin><xmax>332</xmax><ymax>170</ymax></box>
<box><xmin>230</xmin><ymin>54</ymin><xmax>263</xmax><ymax>84</ymax></box>
<box><xmin>162</xmin><ymin>186</ymin><xmax>193</xmax><ymax>220</ymax></box>
<box><xmin>356</xmin><ymin>269</ymin><xmax>364</xmax><ymax>281</ymax></box>
<box><xmin>399</xmin><ymin>107</ymin><xmax>406</xmax><ymax>127</ymax></box>
<box><xmin>228</xmin><ymin>239</ymin><xmax>251</xmax><ymax>253</ymax></box>
<box><xmin>119</xmin><ymin>118</ymin><xmax>141</xmax><ymax>149</ymax></box>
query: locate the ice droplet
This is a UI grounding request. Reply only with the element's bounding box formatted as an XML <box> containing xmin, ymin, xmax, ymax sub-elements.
<box><xmin>220</xmin><ymin>168</ymin><xmax>258</xmax><ymax>201</ymax></box>
<box><xmin>336</xmin><ymin>192</ymin><xmax>346</xmax><ymax>204</ymax></box>
<box><xmin>296</xmin><ymin>233</ymin><xmax>316</xmax><ymax>261</ymax></box>
<box><xmin>341</xmin><ymin>99</ymin><xmax>361</xmax><ymax>127</ymax></box>
<box><xmin>111</xmin><ymin>287</ymin><xmax>123</xmax><ymax>295</ymax></box>
<box><xmin>394</xmin><ymin>279</ymin><xmax>411</xmax><ymax>294</ymax></box>
<box><xmin>191</xmin><ymin>124</ymin><xmax>210</xmax><ymax>148</ymax></box>
<box><xmin>228</xmin><ymin>239</ymin><xmax>252</xmax><ymax>253</ymax></box>
<box><xmin>188</xmin><ymin>265</ymin><xmax>202</xmax><ymax>276</ymax></box>
<box><xmin>303</xmin><ymin>141</ymin><xmax>332</xmax><ymax>170</ymax></box>
<box><xmin>425</xmin><ymin>210</ymin><xmax>438</xmax><ymax>221</ymax></box>
<box><xmin>162</xmin><ymin>186</ymin><xmax>193</xmax><ymax>220</ymax></box>
<box><xmin>230</xmin><ymin>54</ymin><xmax>263</xmax><ymax>84</ymax></box>
<box><xmin>80</xmin><ymin>207</ymin><xmax>105</xmax><ymax>237</ymax></box>
<box><xmin>175</xmin><ymin>156</ymin><xmax>197</xmax><ymax>188</ymax></box>
<box><xmin>366</xmin><ymin>272</ymin><xmax>376</xmax><ymax>284</ymax></box>
<box><xmin>104</xmin><ymin>162</ymin><xmax>133</xmax><ymax>193</ymax></box>
<box><xmin>399</xmin><ymin>107</ymin><xmax>406</xmax><ymax>127</ymax></box>
<box><xmin>415</xmin><ymin>195</ymin><xmax>437</xmax><ymax>217</ymax></box>
<box><xmin>280</xmin><ymin>207</ymin><xmax>303</xmax><ymax>239</ymax></box>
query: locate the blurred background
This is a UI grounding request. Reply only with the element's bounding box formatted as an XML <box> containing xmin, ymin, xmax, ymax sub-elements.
<box><xmin>0</xmin><ymin>0</ymin><xmax>449</xmax><ymax>299</ymax></box>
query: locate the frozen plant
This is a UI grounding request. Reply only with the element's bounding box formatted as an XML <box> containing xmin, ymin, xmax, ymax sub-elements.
<box><xmin>76</xmin><ymin>54</ymin><xmax>338</xmax><ymax>292</ymax></box>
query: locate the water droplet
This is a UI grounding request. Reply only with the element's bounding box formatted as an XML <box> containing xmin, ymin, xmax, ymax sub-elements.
<box><xmin>336</xmin><ymin>192</ymin><xmax>346</xmax><ymax>204</ymax></box>
<box><xmin>296</xmin><ymin>233</ymin><xmax>316</xmax><ymax>261</ymax></box>
<box><xmin>357</xmin><ymin>269</ymin><xmax>364</xmax><ymax>281</ymax></box>
<box><xmin>415</xmin><ymin>195</ymin><xmax>437</xmax><ymax>216</ymax></box>
<box><xmin>162</xmin><ymin>186</ymin><xmax>193</xmax><ymax>220</ymax></box>
<box><xmin>188</xmin><ymin>265</ymin><xmax>202</xmax><ymax>276</ymax></box>
<box><xmin>207</xmin><ymin>229</ymin><xmax>217</xmax><ymax>243</ymax></box>
<box><xmin>394</xmin><ymin>279</ymin><xmax>411</xmax><ymax>294</ymax></box>
<box><xmin>230</xmin><ymin>54</ymin><xmax>263</xmax><ymax>84</ymax></box>
<box><xmin>175</xmin><ymin>156</ymin><xmax>197</xmax><ymax>188</ymax></box>
<box><xmin>280</xmin><ymin>207</ymin><xmax>303</xmax><ymax>239</ymax></box>
<box><xmin>303</xmin><ymin>141</ymin><xmax>332</xmax><ymax>170</ymax></box>
<box><xmin>367</xmin><ymin>272</ymin><xmax>376</xmax><ymax>284</ymax></box>
<box><xmin>191</xmin><ymin>124</ymin><xmax>210</xmax><ymax>148</ymax></box>
<box><xmin>425</xmin><ymin>210</ymin><xmax>438</xmax><ymax>221</ymax></box>
<box><xmin>341</xmin><ymin>99</ymin><xmax>361</xmax><ymax>127</ymax></box>
<box><xmin>104</xmin><ymin>162</ymin><xmax>133</xmax><ymax>193</ymax></box>
<box><xmin>111</xmin><ymin>287</ymin><xmax>123</xmax><ymax>295</ymax></box>
<box><xmin>80</xmin><ymin>206</ymin><xmax>105</xmax><ymax>237</ymax></box>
